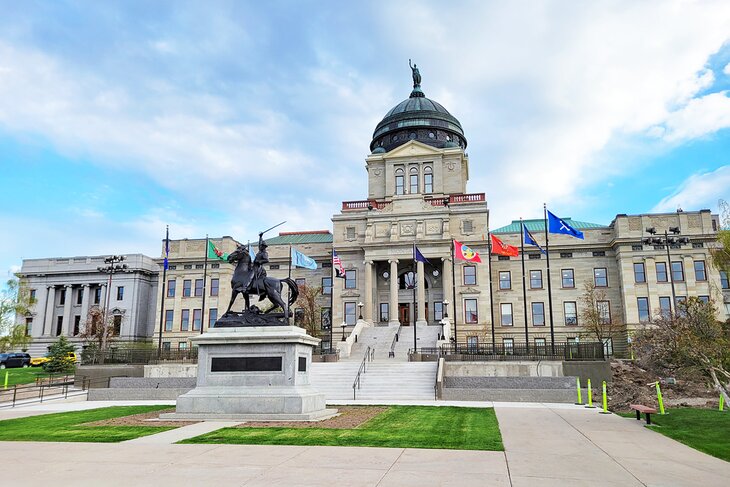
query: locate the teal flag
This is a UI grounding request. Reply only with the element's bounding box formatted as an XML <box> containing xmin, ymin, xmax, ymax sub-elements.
<box><xmin>291</xmin><ymin>247</ymin><xmax>318</xmax><ymax>270</ymax></box>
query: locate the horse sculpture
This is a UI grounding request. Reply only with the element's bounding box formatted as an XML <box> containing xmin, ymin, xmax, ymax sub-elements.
<box><xmin>224</xmin><ymin>244</ymin><xmax>298</xmax><ymax>318</ymax></box>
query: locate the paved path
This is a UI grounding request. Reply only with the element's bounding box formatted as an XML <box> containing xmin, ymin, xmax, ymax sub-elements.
<box><xmin>0</xmin><ymin>400</ymin><xmax>728</xmax><ymax>486</ymax></box>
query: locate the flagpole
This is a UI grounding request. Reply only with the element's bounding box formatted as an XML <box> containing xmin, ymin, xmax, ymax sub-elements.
<box><xmin>487</xmin><ymin>232</ymin><xmax>496</xmax><ymax>352</ymax></box>
<box><xmin>520</xmin><ymin>220</ymin><xmax>529</xmax><ymax>352</ymax></box>
<box><xmin>451</xmin><ymin>240</ymin><xmax>458</xmax><ymax>350</ymax></box>
<box><xmin>200</xmin><ymin>235</ymin><xmax>209</xmax><ymax>335</ymax></box>
<box><xmin>288</xmin><ymin>244</ymin><xmax>292</xmax><ymax>325</ymax></box>
<box><xmin>329</xmin><ymin>249</ymin><xmax>334</xmax><ymax>352</ymax></box>
<box><xmin>544</xmin><ymin>204</ymin><xmax>555</xmax><ymax>353</ymax></box>
<box><xmin>157</xmin><ymin>225</ymin><xmax>169</xmax><ymax>358</ymax></box>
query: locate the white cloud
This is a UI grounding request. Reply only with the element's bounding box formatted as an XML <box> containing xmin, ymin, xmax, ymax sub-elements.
<box><xmin>724</xmin><ymin>62</ymin><xmax>730</xmax><ymax>76</ymax></box>
<box><xmin>656</xmin><ymin>91</ymin><xmax>730</xmax><ymax>142</ymax></box>
<box><xmin>652</xmin><ymin>165</ymin><xmax>730</xmax><ymax>213</ymax></box>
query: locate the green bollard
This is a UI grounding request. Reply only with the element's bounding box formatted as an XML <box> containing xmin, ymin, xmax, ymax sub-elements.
<box><xmin>585</xmin><ymin>379</ymin><xmax>596</xmax><ymax>408</ymax></box>
<box><xmin>720</xmin><ymin>394</ymin><xmax>725</xmax><ymax>412</ymax></box>
<box><xmin>599</xmin><ymin>380</ymin><xmax>610</xmax><ymax>414</ymax></box>
<box><xmin>656</xmin><ymin>382</ymin><xmax>665</xmax><ymax>415</ymax></box>
<box><xmin>575</xmin><ymin>377</ymin><xmax>583</xmax><ymax>405</ymax></box>
<box><xmin>3</xmin><ymin>370</ymin><xmax>7</xmax><ymax>390</ymax></box>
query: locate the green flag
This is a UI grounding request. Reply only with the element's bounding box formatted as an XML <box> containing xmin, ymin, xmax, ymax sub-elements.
<box><xmin>207</xmin><ymin>240</ymin><xmax>228</xmax><ymax>261</ymax></box>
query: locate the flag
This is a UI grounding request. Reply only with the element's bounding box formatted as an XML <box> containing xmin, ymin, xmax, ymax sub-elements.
<box><xmin>523</xmin><ymin>224</ymin><xmax>546</xmax><ymax>254</ymax></box>
<box><xmin>163</xmin><ymin>226</ymin><xmax>169</xmax><ymax>270</ymax></box>
<box><xmin>413</xmin><ymin>243</ymin><xmax>430</xmax><ymax>264</ymax></box>
<box><xmin>490</xmin><ymin>234</ymin><xmax>518</xmax><ymax>257</ymax></box>
<box><xmin>207</xmin><ymin>240</ymin><xmax>229</xmax><ymax>261</ymax></box>
<box><xmin>454</xmin><ymin>240</ymin><xmax>482</xmax><ymax>263</ymax></box>
<box><xmin>547</xmin><ymin>210</ymin><xmax>585</xmax><ymax>239</ymax></box>
<box><xmin>291</xmin><ymin>247</ymin><xmax>317</xmax><ymax>270</ymax></box>
<box><xmin>333</xmin><ymin>250</ymin><xmax>346</xmax><ymax>278</ymax></box>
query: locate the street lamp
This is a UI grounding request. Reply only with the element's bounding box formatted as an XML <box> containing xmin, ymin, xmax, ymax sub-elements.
<box><xmin>97</xmin><ymin>255</ymin><xmax>131</xmax><ymax>357</ymax></box>
<box><xmin>643</xmin><ymin>226</ymin><xmax>690</xmax><ymax>315</ymax></box>
<box><xmin>341</xmin><ymin>322</ymin><xmax>347</xmax><ymax>341</ymax></box>
<box><xmin>357</xmin><ymin>302</ymin><xmax>364</xmax><ymax>320</ymax></box>
<box><xmin>443</xmin><ymin>300</ymin><xmax>449</xmax><ymax>319</ymax></box>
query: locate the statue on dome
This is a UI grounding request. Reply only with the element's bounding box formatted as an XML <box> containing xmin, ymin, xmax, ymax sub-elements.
<box><xmin>409</xmin><ymin>59</ymin><xmax>421</xmax><ymax>88</ymax></box>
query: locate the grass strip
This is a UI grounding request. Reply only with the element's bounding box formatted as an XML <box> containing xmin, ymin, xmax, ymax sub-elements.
<box><xmin>0</xmin><ymin>368</ymin><xmax>60</xmax><ymax>387</ymax></box>
<box><xmin>0</xmin><ymin>405</ymin><xmax>175</xmax><ymax>443</ymax></box>
<box><xmin>181</xmin><ymin>405</ymin><xmax>503</xmax><ymax>451</ymax></box>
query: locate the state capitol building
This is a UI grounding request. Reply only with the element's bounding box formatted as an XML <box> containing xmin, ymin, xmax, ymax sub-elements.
<box><xmin>16</xmin><ymin>71</ymin><xmax>730</xmax><ymax>358</ymax></box>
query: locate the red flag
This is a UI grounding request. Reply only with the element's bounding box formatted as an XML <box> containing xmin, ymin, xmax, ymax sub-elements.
<box><xmin>454</xmin><ymin>240</ymin><xmax>482</xmax><ymax>263</ymax></box>
<box><xmin>491</xmin><ymin>234</ymin><xmax>519</xmax><ymax>257</ymax></box>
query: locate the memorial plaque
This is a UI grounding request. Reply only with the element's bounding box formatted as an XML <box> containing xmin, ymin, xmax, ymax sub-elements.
<box><xmin>298</xmin><ymin>356</ymin><xmax>307</xmax><ymax>372</ymax></box>
<box><xmin>211</xmin><ymin>356</ymin><xmax>282</xmax><ymax>372</ymax></box>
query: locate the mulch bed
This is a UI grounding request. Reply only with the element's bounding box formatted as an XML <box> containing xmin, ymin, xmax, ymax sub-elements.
<box><xmin>234</xmin><ymin>406</ymin><xmax>388</xmax><ymax>429</ymax></box>
<box><xmin>81</xmin><ymin>408</ymin><xmax>199</xmax><ymax>428</ymax></box>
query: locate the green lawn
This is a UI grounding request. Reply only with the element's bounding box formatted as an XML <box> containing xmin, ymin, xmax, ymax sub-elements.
<box><xmin>0</xmin><ymin>405</ymin><xmax>175</xmax><ymax>442</ymax></box>
<box><xmin>0</xmin><ymin>367</ymin><xmax>66</xmax><ymax>387</ymax></box>
<box><xmin>181</xmin><ymin>406</ymin><xmax>504</xmax><ymax>451</ymax></box>
<box><xmin>627</xmin><ymin>408</ymin><xmax>730</xmax><ymax>462</ymax></box>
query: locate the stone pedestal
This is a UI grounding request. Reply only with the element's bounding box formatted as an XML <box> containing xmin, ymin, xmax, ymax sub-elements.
<box><xmin>161</xmin><ymin>326</ymin><xmax>335</xmax><ymax>421</ymax></box>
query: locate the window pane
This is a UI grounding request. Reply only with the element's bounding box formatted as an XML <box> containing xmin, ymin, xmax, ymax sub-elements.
<box><xmin>322</xmin><ymin>277</ymin><xmax>332</xmax><ymax>295</ymax></box>
<box><xmin>499</xmin><ymin>271</ymin><xmax>511</xmax><ymax>290</ymax></box>
<box><xmin>671</xmin><ymin>261</ymin><xmax>684</xmax><ymax>281</ymax></box>
<box><xmin>181</xmin><ymin>309</ymin><xmax>190</xmax><ymax>331</ymax></box>
<box><xmin>164</xmin><ymin>310</ymin><xmax>174</xmax><ymax>331</ymax></box>
<box><xmin>564</xmin><ymin>302</ymin><xmax>577</xmax><ymax>325</ymax></box>
<box><xmin>465</xmin><ymin>299</ymin><xmax>478</xmax><ymax>324</ymax></box>
<box><xmin>633</xmin><ymin>263</ymin><xmax>646</xmax><ymax>283</ymax></box>
<box><xmin>464</xmin><ymin>266</ymin><xmax>477</xmax><ymax>285</ymax></box>
<box><xmin>694</xmin><ymin>261</ymin><xmax>706</xmax><ymax>281</ymax></box>
<box><xmin>208</xmin><ymin>308</ymin><xmax>217</xmax><ymax>328</ymax></box>
<box><xmin>562</xmin><ymin>269</ymin><xmax>574</xmax><ymax>288</ymax></box>
<box><xmin>379</xmin><ymin>303</ymin><xmax>389</xmax><ymax>322</ymax></box>
<box><xmin>530</xmin><ymin>270</ymin><xmax>542</xmax><ymax>289</ymax></box>
<box><xmin>345</xmin><ymin>270</ymin><xmax>356</xmax><ymax>289</ymax></box>
<box><xmin>194</xmin><ymin>279</ymin><xmax>203</xmax><ymax>297</ymax></box>
<box><xmin>531</xmin><ymin>302</ymin><xmax>545</xmax><ymax>326</ymax></box>
<box><xmin>192</xmin><ymin>309</ymin><xmax>202</xmax><ymax>331</ymax></box>
<box><xmin>434</xmin><ymin>301</ymin><xmax>443</xmax><ymax>321</ymax></box>
<box><xmin>659</xmin><ymin>297</ymin><xmax>671</xmax><ymax>318</ymax></box>
<box><xmin>720</xmin><ymin>271</ymin><xmax>729</xmax><ymax>289</ymax></box>
<box><xmin>183</xmin><ymin>280</ymin><xmax>191</xmax><ymax>297</ymax></box>
<box><xmin>210</xmin><ymin>279</ymin><xmax>219</xmax><ymax>296</ymax></box>
<box><xmin>594</xmin><ymin>268</ymin><xmax>607</xmax><ymax>287</ymax></box>
<box><xmin>424</xmin><ymin>173</ymin><xmax>433</xmax><ymax>193</ymax></box>
<box><xmin>597</xmin><ymin>301</ymin><xmax>610</xmax><ymax>324</ymax></box>
<box><xmin>637</xmin><ymin>297</ymin><xmax>650</xmax><ymax>322</ymax></box>
<box><xmin>116</xmin><ymin>286</ymin><xmax>124</xmax><ymax>300</ymax></box>
<box><xmin>500</xmin><ymin>303</ymin><xmax>513</xmax><ymax>326</ymax></box>
<box><xmin>167</xmin><ymin>279</ymin><xmax>176</xmax><ymax>297</ymax></box>
<box><xmin>321</xmin><ymin>308</ymin><xmax>331</xmax><ymax>329</ymax></box>
<box><xmin>656</xmin><ymin>262</ymin><xmax>668</xmax><ymax>282</ymax></box>
<box><xmin>344</xmin><ymin>302</ymin><xmax>356</xmax><ymax>325</ymax></box>
<box><xmin>410</xmin><ymin>174</ymin><xmax>418</xmax><ymax>193</ymax></box>
<box><xmin>395</xmin><ymin>175</ymin><xmax>404</xmax><ymax>195</ymax></box>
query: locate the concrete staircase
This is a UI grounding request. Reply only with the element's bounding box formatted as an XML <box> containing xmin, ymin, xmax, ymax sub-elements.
<box><xmin>391</xmin><ymin>324</ymin><xmax>442</xmax><ymax>360</ymax></box>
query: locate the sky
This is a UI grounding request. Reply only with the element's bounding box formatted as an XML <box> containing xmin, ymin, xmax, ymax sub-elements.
<box><xmin>1</xmin><ymin>0</ymin><xmax>730</xmax><ymax>279</ymax></box>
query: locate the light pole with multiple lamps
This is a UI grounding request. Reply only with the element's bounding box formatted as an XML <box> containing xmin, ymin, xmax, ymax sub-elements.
<box><xmin>643</xmin><ymin>226</ymin><xmax>689</xmax><ymax>316</ymax></box>
<box><xmin>439</xmin><ymin>300</ymin><xmax>450</xmax><ymax>340</ymax></box>
<box><xmin>96</xmin><ymin>255</ymin><xmax>130</xmax><ymax>357</ymax></box>
<box><xmin>340</xmin><ymin>322</ymin><xmax>347</xmax><ymax>341</ymax></box>
<box><xmin>357</xmin><ymin>302</ymin><xmax>364</xmax><ymax>320</ymax></box>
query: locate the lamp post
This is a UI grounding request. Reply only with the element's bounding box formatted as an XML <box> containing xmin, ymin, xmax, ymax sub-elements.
<box><xmin>357</xmin><ymin>302</ymin><xmax>364</xmax><ymax>320</ymax></box>
<box><xmin>97</xmin><ymin>255</ymin><xmax>130</xmax><ymax>358</ymax></box>
<box><xmin>341</xmin><ymin>322</ymin><xmax>347</xmax><ymax>341</ymax></box>
<box><xmin>441</xmin><ymin>300</ymin><xmax>449</xmax><ymax>340</ymax></box>
<box><xmin>643</xmin><ymin>226</ymin><xmax>689</xmax><ymax>316</ymax></box>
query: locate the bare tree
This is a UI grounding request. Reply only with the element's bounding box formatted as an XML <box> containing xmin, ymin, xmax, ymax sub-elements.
<box><xmin>79</xmin><ymin>305</ymin><xmax>116</xmax><ymax>361</ymax></box>
<box><xmin>294</xmin><ymin>284</ymin><xmax>323</xmax><ymax>337</ymax></box>
<box><xmin>634</xmin><ymin>297</ymin><xmax>730</xmax><ymax>405</ymax></box>
<box><xmin>579</xmin><ymin>282</ymin><xmax>624</xmax><ymax>350</ymax></box>
<box><xmin>709</xmin><ymin>199</ymin><xmax>730</xmax><ymax>274</ymax></box>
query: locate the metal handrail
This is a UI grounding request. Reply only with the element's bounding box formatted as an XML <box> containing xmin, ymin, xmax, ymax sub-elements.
<box><xmin>388</xmin><ymin>325</ymin><xmax>401</xmax><ymax>358</ymax></box>
<box><xmin>352</xmin><ymin>346</ymin><xmax>375</xmax><ymax>400</ymax></box>
<box><xmin>0</xmin><ymin>374</ymin><xmax>126</xmax><ymax>409</ymax></box>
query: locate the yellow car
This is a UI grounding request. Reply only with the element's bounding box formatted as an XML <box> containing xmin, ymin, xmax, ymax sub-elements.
<box><xmin>30</xmin><ymin>351</ymin><xmax>78</xmax><ymax>367</ymax></box>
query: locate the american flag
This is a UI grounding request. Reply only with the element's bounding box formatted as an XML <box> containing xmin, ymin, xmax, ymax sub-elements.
<box><xmin>333</xmin><ymin>250</ymin><xmax>346</xmax><ymax>279</ymax></box>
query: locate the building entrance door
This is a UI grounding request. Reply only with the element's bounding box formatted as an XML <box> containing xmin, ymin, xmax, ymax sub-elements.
<box><xmin>398</xmin><ymin>303</ymin><xmax>410</xmax><ymax>325</ymax></box>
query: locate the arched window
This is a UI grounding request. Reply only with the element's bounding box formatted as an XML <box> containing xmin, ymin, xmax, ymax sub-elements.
<box><xmin>399</xmin><ymin>271</ymin><xmax>429</xmax><ymax>290</ymax></box>
<box><xmin>423</xmin><ymin>166</ymin><xmax>433</xmax><ymax>193</ymax></box>
<box><xmin>409</xmin><ymin>167</ymin><xmax>419</xmax><ymax>194</ymax></box>
<box><xmin>395</xmin><ymin>168</ymin><xmax>404</xmax><ymax>195</ymax></box>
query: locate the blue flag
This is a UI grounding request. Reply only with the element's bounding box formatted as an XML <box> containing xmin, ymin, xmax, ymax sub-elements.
<box><xmin>163</xmin><ymin>227</ymin><xmax>169</xmax><ymax>270</ymax></box>
<box><xmin>248</xmin><ymin>244</ymin><xmax>256</xmax><ymax>262</ymax></box>
<box><xmin>547</xmin><ymin>210</ymin><xmax>585</xmax><ymax>239</ymax></box>
<box><xmin>523</xmin><ymin>224</ymin><xmax>546</xmax><ymax>254</ymax></box>
<box><xmin>291</xmin><ymin>247</ymin><xmax>318</xmax><ymax>270</ymax></box>
<box><xmin>413</xmin><ymin>243</ymin><xmax>430</xmax><ymax>264</ymax></box>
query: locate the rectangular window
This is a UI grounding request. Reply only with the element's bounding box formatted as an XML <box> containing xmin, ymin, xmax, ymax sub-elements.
<box><xmin>322</xmin><ymin>277</ymin><xmax>332</xmax><ymax>295</ymax></box>
<box><xmin>528</xmin><ymin>254</ymin><xmax>541</xmax><ymax>260</ymax></box>
<box><xmin>194</xmin><ymin>279</ymin><xmax>204</xmax><ymax>297</ymax></box>
<box><xmin>597</xmin><ymin>301</ymin><xmax>611</xmax><ymax>324</ymax></box>
<box><xmin>410</xmin><ymin>173</ymin><xmax>418</xmax><ymax>194</ymax></box>
<box><xmin>179</xmin><ymin>342</ymin><xmax>188</xmax><ymax>350</ymax></box>
<box><xmin>633</xmin><ymin>263</ymin><xmax>646</xmax><ymax>283</ymax></box>
<box><xmin>211</xmin><ymin>263</ymin><xmax>220</xmax><ymax>269</ymax></box>
<box><xmin>76</xmin><ymin>288</ymin><xmax>83</xmax><ymax>305</ymax></box>
<box><xmin>181</xmin><ymin>309</ymin><xmax>190</xmax><ymax>331</ymax></box>
<box><xmin>162</xmin><ymin>342</ymin><xmax>171</xmax><ymax>351</ymax></box>
<box><xmin>344</xmin><ymin>302</ymin><xmax>356</xmax><ymax>325</ymax></box>
<box><xmin>424</xmin><ymin>173</ymin><xmax>433</xmax><ymax>193</ymax></box>
<box><xmin>73</xmin><ymin>316</ymin><xmax>81</xmax><ymax>336</ymax></box>
<box><xmin>593</xmin><ymin>251</ymin><xmax>606</xmax><ymax>257</ymax></box>
<box><xmin>295</xmin><ymin>278</ymin><xmax>306</xmax><ymax>288</ymax></box>
<box><xmin>530</xmin><ymin>270</ymin><xmax>543</xmax><ymax>289</ymax></box>
<box><xmin>698</xmin><ymin>295</ymin><xmax>710</xmax><ymax>303</ymax></box>
<box><xmin>210</xmin><ymin>278</ymin><xmax>219</xmax><ymax>296</ymax></box>
<box><xmin>467</xmin><ymin>336</ymin><xmax>478</xmax><ymax>351</ymax></box>
<box><xmin>321</xmin><ymin>308</ymin><xmax>331</xmax><ymax>329</ymax></box>
<box><xmin>345</xmin><ymin>270</ymin><xmax>357</xmax><ymax>289</ymax></box>
<box><xmin>560</xmin><ymin>252</ymin><xmax>573</xmax><ymax>258</ymax></box>
<box><xmin>562</xmin><ymin>269</ymin><xmax>575</xmax><ymax>288</ymax></box>
<box><xmin>503</xmin><ymin>338</ymin><xmax>514</xmax><ymax>354</ymax></box>
<box><xmin>531</xmin><ymin>302</ymin><xmax>545</xmax><ymax>326</ymax></box>
<box><xmin>59</xmin><ymin>288</ymin><xmax>66</xmax><ymax>305</ymax></box>
<box><xmin>183</xmin><ymin>280</ymin><xmax>191</xmax><ymax>297</ymax></box>
<box><xmin>721</xmin><ymin>271</ymin><xmax>729</xmax><ymax>289</ymax></box>
<box><xmin>165</xmin><ymin>310</ymin><xmax>174</xmax><ymax>331</ymax></box>
<box><xmin>167</xmin><ymin>279</ymin><xmax>176</xmax><ymax>297</ymax></box>
<box><xmin>94</xmin><ymin>287</ymin><xmax>101</xmax><ymax>304</ymax></box>
<box><xmin>465</xmin><ymin>299</ymin><xmax>478</xmax><ymax>324</ymax></box>
<box><xmin>116</xmin><ymin>286</ymin><xmax>124</xmax><ymax>300</ymax></box>
<box><xmin>395</xmin><ymin>175</ymin><xmax>404</xmax><ymax>195</ymax></box>
<box><xmin>195</xmin><ymin>264</ymin><xmax>204</xmax><ymax>269</ymax></box>
<box><xmin>594</xmin><ymin>268</ymin><xmax>608</xmax><ymax>287</ymax></box>
<box><xmin>656</xmin><ymin>262</ymin><xmax>668</xmax><ymax>282</ymax></box>
<box><xmin>637</xmin><ymin>297</ymin><xmax>650</xmax><ymax>322</ymax></box>
<box><xmin>55</xmin><ymin>316</ymin><xmax>63</xmax><ymax>336</ymax></box>
<box><xmin>208</xmin><ymin>308</ymin><xmax>217</xmax><ymax>328</ymax></box>
<box><xmin>500</xmin><ymin>303</ymin><xmax>513</xmax><ymax>326</ymax></box>
<box><xmin>294</xmin><ymin>308</ymin><xmax>304</xmax><ymax>326</ymax></box>
<box><xmin>671</xmin><ymin>261</ymin><xmax>684</xmax><ymax>281</ymax></box>
<box><xmin>499</xmin><ymin>271</ymin><xmax>511</xmax><ymax>290</ymax></box>
<box><xmin>270</xmin><ymin>264</ymin><xmax>280</xmax><ymax>270</ymax></box>
<box><xmin>184</xmin><ymin>264</ymin><xmax>192</xmax><ymax>270</ymax></box>
<box><xmin>434</xmin><ymin>301</ymin><xmax>443</xmax><ymax>321</ymax></box>
<box><xmin>603</xmin><ymin>338</ymin><xmax>613</xmax><ymax>356</ymax></box>
<box><xmin>463</xmin><ymin>266</ymin><xmax>477</xmax><ymax>285</ymax></box>
<box><xmin>564</xmin><ymin>301</ymin><xmax>578</xmax><ymax>325</ymax></box>
<box><xmin>113</xmin><ymin>315</ymin><xmax>122</xmax><ymax>336</ymax></box>
<box><xmin>498</xmin><ymin>256</ymin><xmax>510</xmax><ymax>261</ymax></box>
<box><xmin>192</xmin><ymin>309</ymin><xmax>202</xmax><ymax>331</ymax></box>
<box><xmin>693</xmin><ymin>261</ymin><xmax>707</xmax><ymax>281</ymax></box>
<box><xmin>379</xmin><ymin>303</ymin><xmax>389</xmax><ymax>322</ymax></box>
<box><xmin>534</xmin><ymin>337</ymin><xmax>547</xmax><ymax>351</ymax></box>
<box><xmin>30</xmin><ymin>289</ymin><xmax>36</xmax><ymax>301</ymax></box>
<box><xmin>25</xmin><ymin>317</ymin><xmax>32</xmax><ymax>336</ymax></box>
<box><xmin>463</xmin><ymin>220</ymin><xmax>473</xmax><ymax>233</ymax></box>
<box><xmin>659</xmin><ymin>297</ymin><xmax>671</xmax><ymax>318</ymax></box>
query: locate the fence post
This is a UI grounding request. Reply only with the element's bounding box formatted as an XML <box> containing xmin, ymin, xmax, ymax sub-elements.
<box><xmin>600</xmin><ymin>380</ymin><xmax>610</xmax><ymax>414</ymax></box>
<box><xmin>575</xmin><ymin>377</ymin><xmax>583</xmax><ymax>405</ymax></box>
<box><xmin>720</xmin><ymin>394</ymin><xmax>725</xmax><ymax>412</ymax></box>
<box><xmin>3</xmin><ymin>370</ymin><xmax>7</xmax><ymax>389</ymax></box>
<box><xmin>655</xmin><ymin>382</ymin><xmax>665</xmax><ymax>415</ymax></box>
<box><xmin>585</xmin><ymin>379</ymin><xmax>595</xmax><ymax>408</ymax></box>
<box><xmin>12</xmin><ymin>385</ymin><xmax>17</xmax><ymax>407</ymax></box>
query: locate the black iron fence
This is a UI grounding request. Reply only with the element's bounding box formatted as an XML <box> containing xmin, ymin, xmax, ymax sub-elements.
<box><xmin>411</xmin><ymin>341</ymin><xmax>605</xmax><ymax>362</ymax></box>
<box><xmin>82</xmin><ymin>348</ymin><xmax>199</xmax><ymax>365</ymax></box>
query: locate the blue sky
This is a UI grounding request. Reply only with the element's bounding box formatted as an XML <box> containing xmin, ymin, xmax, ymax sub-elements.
<box><xmin>1</xmin><ymin>1</ymin><xmax>730</xmax><ymax>278</ymax></box>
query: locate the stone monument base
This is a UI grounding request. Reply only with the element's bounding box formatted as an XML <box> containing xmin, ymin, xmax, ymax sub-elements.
<box><xmin>160</xmin><ymin>325</ymin><xmax>336</xmax><ymax>422</ymax></box>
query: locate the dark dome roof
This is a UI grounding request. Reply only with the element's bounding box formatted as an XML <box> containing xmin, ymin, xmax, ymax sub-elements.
<box><xmin>370</xmin><ymin>76</ymin><xmax>467</xmax><ymax>153</ymax></box>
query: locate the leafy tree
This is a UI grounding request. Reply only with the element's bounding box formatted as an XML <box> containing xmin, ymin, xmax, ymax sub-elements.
<box><xmin>578</xmin><ymin>282</ymin><xmax>624</xmax><ymax>351</ymax></box>
<box><xmin>294</xmin><ymin>284</ymin><xmax>323</xmax><ymax>337</ymax></box>
<box><xmin>634</xmin><ymin>297</ymin><xmax>730</xmax><ymax>405</ymax></box>
<box><xmin>42</xmin><ymin>336</ymin><xmax>76</xmax><ymax>374</ymax></box>
<box><xmin>0</xmin><ymin>276</ymin><xmax>35</xmax><ymax>352</ymax></box>
<box><xmin>709</xmin><ymin>199</ymin><xmax>730</xmax><ymax>274</ymax></box>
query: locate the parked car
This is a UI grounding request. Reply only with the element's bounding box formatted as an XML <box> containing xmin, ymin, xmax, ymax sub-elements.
<box><xmin>30</xmin><ymin>352</ymin><xmax>78</xmax><ymax>367</ymax></box>
<box><xmin>0</xmin><ymin>352</ymin><xmax>31</xmax><ymax>369</ymax></box>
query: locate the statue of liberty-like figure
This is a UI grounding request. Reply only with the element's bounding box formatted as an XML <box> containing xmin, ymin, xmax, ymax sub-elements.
<box><xmin>409</xmin><ymin>59</ymin><xmax>421</xmax><ymax>88</ymax></box>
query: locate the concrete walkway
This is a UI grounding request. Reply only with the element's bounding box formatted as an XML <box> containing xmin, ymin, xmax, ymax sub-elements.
<box><xmin>0</xmin><ymin>400</ymin><xmax>728</xmax><ymax>486</ymax></box>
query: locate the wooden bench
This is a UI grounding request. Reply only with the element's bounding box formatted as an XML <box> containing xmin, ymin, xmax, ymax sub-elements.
<box><xmin>630</xmin><ymin>404</ymin><xmax>657</xmax><ymax>425</ymax></box>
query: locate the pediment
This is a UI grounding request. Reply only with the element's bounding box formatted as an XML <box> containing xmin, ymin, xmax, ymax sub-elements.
<box><xmin>385</xmin><ymin>140</ymin><xmax>445</xmax><ymax>159</ymax></box>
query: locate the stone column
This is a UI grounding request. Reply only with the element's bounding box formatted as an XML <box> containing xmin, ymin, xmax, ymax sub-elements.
<box><xmin>388</xmin><ymin>259</ymin><xmax>399</xmax><ymax>325</ymax></box>
<box><xmin>62</xmin><ymin>285</ymin><xmax>73</xmax><ymax>336</ymax></box>
<box><xmin>416</xmin><ymin>260</ymin><xmax>427</xmax><ymax>326</ymax></box>
<box><xmin>442</xmin><ymin>257</ymin><xmax>453</xmax><ymax>316</ymax></box>
<box><xmin>79</xmin><ymin>284</ymin><xmax>91</xmax><ymax>336</ymax></box>
<box><xmin>364</xmin><ymin>261</ymin><xmax>374</xmax><ymax>323</ymax></box>
<box><xmin>43</xmin><ymin>285</ymin><xmax>56</xmax><ymax>336</ymax></box>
